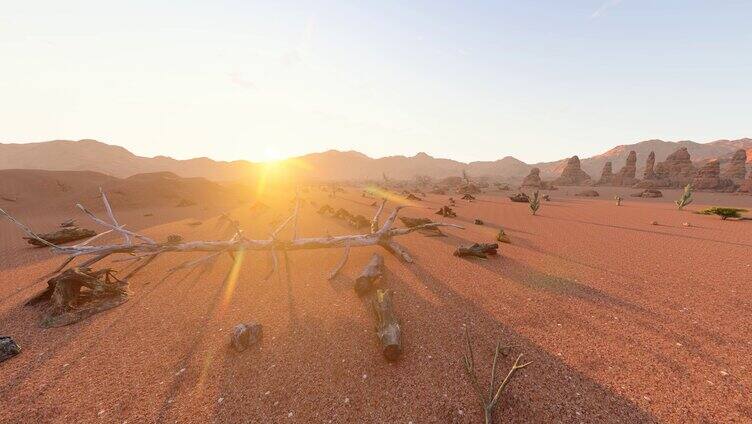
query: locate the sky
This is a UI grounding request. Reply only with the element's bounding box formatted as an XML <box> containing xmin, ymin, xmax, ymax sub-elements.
<box><xmin>1</xmin><ymin>0</ymin><xmax>751</xmax><ymax>163</ymax></box>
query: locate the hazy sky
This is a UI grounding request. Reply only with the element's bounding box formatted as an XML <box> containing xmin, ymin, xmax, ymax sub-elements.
<box><xmin>1</xmin><ymin>1</ymin><xmax>751</xmax><ymax>163</ymax></box>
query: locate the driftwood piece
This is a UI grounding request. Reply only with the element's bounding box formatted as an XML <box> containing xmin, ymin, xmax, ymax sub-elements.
<box><xmin>399</xmin><ymin>217</ymin><xmax>445</xmax><ymax>237</ymax></box>
<box><xmin>24</xmin><ymin>227</ymin><xmax>96</xmax><ymax>247</ymax></box>
<box><xmin>231</xmin><ymin>322</ymin><xmax>263</xmax><ymax>352</ymax></box>
<box><xmin>509</xmin><ymin>193</ymin><xmax>530</xmax><ymax>203</ymax></box>
<box><xmin>60</xmin><ymin>219</ymin><xmax>77</xmax><ymax>228</ymax></box>
<box><xmin>26</xmin><ymin>267</ymin><xmax>129</xmax><ymax>327</ymax></box>
<box><xmin>176</xmin><ymin>198</ymin><xmax>196</xmax><ymax>207</ymax></box>
<box><xmin>0</xmin><ymin>336</ymin><xmax>21</xmax><ymax>362</ymax></box>
<box><xmin>436</xmin><ymin>206</ymin><xmax>457</xmax><ymax>218</ymax></box>
<box><xmin>369</xmin><ymin>289</ymin><xmax>402</xmax><ymax>361</ymax></box>
<box><xmin>454</xmin><ymin>243</ymin><xmax>499</xmax><ymax>258</ymax></box>
<box><xmin>354</xmin><ymin>253</ymin><xmax>384</xmax><ymax>296</ymax></box>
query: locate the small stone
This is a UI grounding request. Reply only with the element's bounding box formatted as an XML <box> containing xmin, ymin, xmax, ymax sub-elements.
<box><xmin>288</xmin><ymin>412</ymin><xmax>293</xmax><ymax>418</ymax></box>
<box><xmin>231</xmin><ymin>322</ymin><xmax>263</xmax><ymax>352</ymax></box>
<box><xmin>682</xmin><ymin>222</ymin><xmax>691</xmax><ymax>227</ymax></box>
<box><xmin>651</xmin><ymin>221</ymin><xmax>658</xmax><ymax>225</ymax></box>
<box><xmin>0</xmin><ymin>336</ymin><xmax>21</xmax><ymax>363</ymax></box>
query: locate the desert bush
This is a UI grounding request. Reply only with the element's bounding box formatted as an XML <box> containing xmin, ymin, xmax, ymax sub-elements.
<box><xmin>698</xmin><ymin>207</ymin><xmax>747</xmax><ymax>220</ymax></box>
<box><xmin>676</xmin><ymin>183</ymin><xmax>693</xmax><ymax>210</ymax></box>
<box><xmin>529</xmin><ymin>190</ymin><xmax>541</xmax><ymax>215</ymax></box>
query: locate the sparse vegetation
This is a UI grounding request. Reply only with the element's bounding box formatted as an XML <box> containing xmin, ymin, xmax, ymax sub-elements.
<box><xmin>698</xmin><ymin>207</ymin><xmax>748</xmax><ymax>220</ymax></box>
<box><xmin>461</xmin><ymin>326</ymin><xmax>531</xmax><ymax>424</ymax></box>
<box><xmin>529</xmin><ymin>190</ymin><xmax>541</xmax><ymax>215</ymax></box>
<box><xmin>676</xmin><ymin>183</ymin><xmax>693</xmax><ymax>210</ymax></box>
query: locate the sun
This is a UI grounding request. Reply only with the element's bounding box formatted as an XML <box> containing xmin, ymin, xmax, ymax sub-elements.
<box><xmin>263</xmin><ymin>146</ymin><xmax>285</xmax><ymax>162</ymax></box>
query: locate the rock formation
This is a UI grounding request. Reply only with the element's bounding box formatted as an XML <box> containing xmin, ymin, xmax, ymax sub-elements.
<box><xmin>722</xmin><ymin>149</ymin><xmax>747</xmax><ymax>182</ymax></box>
<box><xmin>691</xmin><ymin>159</ymin><xmax>736</xmax><ymax>192</ymax></box>
<box><xmin>521</xmin><ymin>168</ymin><xmax>542</xmax><ymax>188</ymax></box>
<box><xmin>643</xmin><ymin>151</ymin><xmax>656</xmax><ymax>180</ymax></box>
<box><xmin>597</xmin><ymin>162</ymin><xmax>614</xmax><ymax>185</ymax></box>
<box><xmin>553</xmin><ymin>156</ymin><xmax>592</xmax><ymax>186</ymax></box>
<box><xmin>636</xmin><ymin>147</ymin><xmax>695</xmax><ymax>188</ymax></box>
<box><xmin>613</xmin><ymin>151</ymin><xmax>637</xmax><ymax>186</ymax></box>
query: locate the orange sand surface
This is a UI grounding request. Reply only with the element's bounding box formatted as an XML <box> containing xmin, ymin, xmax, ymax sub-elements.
<box><xmin>1</xmin><ymin>187</ymin><xmax>751</xmax><ymax>423</ymax></box>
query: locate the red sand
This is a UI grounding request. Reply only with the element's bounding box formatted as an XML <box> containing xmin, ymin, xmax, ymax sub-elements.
<box><xmin>1</xmin><ymin>187</ymin><xmax>751</xmax><ymax>423</ymax></box>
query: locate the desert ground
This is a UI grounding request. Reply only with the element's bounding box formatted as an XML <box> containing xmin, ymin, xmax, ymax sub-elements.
<box><xmin>1</xmin><ymin>181</ymin><xmax>751</xmax><ymax>423</ymax></box>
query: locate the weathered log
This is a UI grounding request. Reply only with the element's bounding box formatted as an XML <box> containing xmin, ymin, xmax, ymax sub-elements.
<box><xmin>369</xmin><ymin>289</ymin><xmax>402</xmax><ymax>361</ymax></box>
<box><xmin>354</xmin><ymin>253</ymin><xmax>384</xmax><ymax>296</ymax></box>
<box><xmin>399</xmin><ymin>217</ymin><xmax>445</xmax><ymax>237</ymax></box>
<box><xmin>0</xmin><ymin>336</ymin><xmax>21</xmax><ymax>363</ymax></box>
<box><xmin>24</xmin><ymin>227</ymin><xmax>96</xmax><ymax>247</ymax></box>
<box><xmin>454</xmin><ymin>243</ymin><xmax>499</xmax><ymax>258</ymax></box>
<box><xmin>231</xmin><ymin>322</ymin><xmax>263</xmax><ymax>352</ymax></box>
<box><xmin>26</xmin><ymin>267</ymin><xmax>129</xmax><ymax>327</ymax></box>
<box><xmin>509</xmin><ymin>193</ymin><xmax>530</xmax><ymax>203</ymax></box>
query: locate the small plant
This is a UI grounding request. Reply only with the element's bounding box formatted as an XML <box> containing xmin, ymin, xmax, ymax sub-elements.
<box><xmin>614</xmin><ymin>195</ymin><xmax>622</xmax><ymax>206</ymax></box>
<box><xmin>675</xmin><ymin>183</ymin><xmax>693</xmax><ymax>210</ymax></box>
<box><xmin>529</xmin><ymin>190</ymin><xmax>541</xmax><ymax>215</ymax></box>
<box><xmin>461</xmin><ymin>326</ymin><xmax>531</xmax><ymax>424</ymax></box>
<box><xmin>698</xmin><ymin>207</ymin><xmax>748</xmax><ymax>220</ymax></box>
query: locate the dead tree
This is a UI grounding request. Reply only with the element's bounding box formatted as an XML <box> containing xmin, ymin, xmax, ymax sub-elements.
<box><xmin>1</xmin><ymin>191</ymin><xmax>463</xmax><ymax>324</ymax></box>
<box><xmin>462</xmin><ymin>326</ymin><xmax>531</xmax><ymax>424</ymax></box>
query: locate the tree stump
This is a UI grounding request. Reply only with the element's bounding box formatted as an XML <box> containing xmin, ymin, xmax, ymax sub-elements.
<box><xmin>454</xmin><ymin>243</ymin><xmax>499</xmax><ymax>258</ymax></box>
<box><xmin>0</xmin><ymin>336</ymin><xmax>21</xmax><ymax>363</ymax></box>
<box><xmin>24</xmin><ymin>227</ymin><xmax>96</xmax><ymax>247</ymax></box>
<box><xmin>369</xmin><ymin>289</ymin><xmax>402</xmax><ymax>361</ymax></box>
<box><xmin>435</xmin><ymin>206</ymin><xmax>457</xmax><ymax>218</ymax></box>
<box><xmin>231</xmin><ymin>322</ymin><xmax>263</xmax><ymax>352</ymax></box>
<box><xmin>354</xmin><ymin>253</ymin><xmax>384</xmax><ymax>296</ymax></box>
<box><xmin>25</xmin><ymin>267</ymin><xmax>129</xmax><ymax>327</ymax></box>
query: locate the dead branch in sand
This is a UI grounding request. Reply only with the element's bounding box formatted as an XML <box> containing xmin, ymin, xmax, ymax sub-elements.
<box><xmin>1</xmin><ymin>189</ymin><xmax>463</xmax><ymax>325</ymax></box>
<box><xmin>462</xmin><ymin>326</ymin><xmax>531</xmax><ymax>424</ymax></box>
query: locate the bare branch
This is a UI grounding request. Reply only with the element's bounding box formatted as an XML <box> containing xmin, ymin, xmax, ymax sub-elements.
<box><xmin>99</xmin><ymin>188</ymin><xmax>130</xmax><ymax>245</ymax></box>
<box><xmin>327</xmin><ymin>243</ymin><xmax>350</xmax><ymax>280</ymax></box>
<box><xmin>371</xmin><ymin>198</ymin><xmax>387</xmax><ymax>233</ymax></box>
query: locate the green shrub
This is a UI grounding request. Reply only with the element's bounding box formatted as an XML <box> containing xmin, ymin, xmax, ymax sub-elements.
<box><xmin>675</xmin><ymin>184</ymin><xmax>693</xmax><ymax>210</ymax></box>
<box><xmin>698</xmin><ymin>207</ymin><xmax>748</xmax><ymax>220</ymax></box>
<box><xmin>529</xmin><ymin>190</ymin><xmax>541</xmax><ymax>215</ymax></box>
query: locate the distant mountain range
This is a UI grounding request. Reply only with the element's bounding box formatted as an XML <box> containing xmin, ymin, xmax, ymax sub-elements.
<box><xmin>1</xmin><ymin>138</ymin><xmax>749</xmax><ymax>182</ymax></box>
